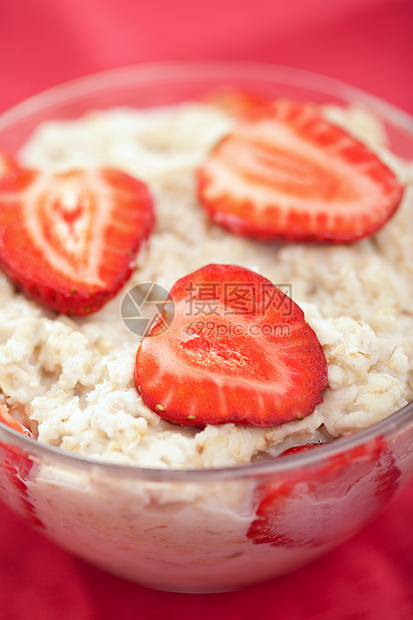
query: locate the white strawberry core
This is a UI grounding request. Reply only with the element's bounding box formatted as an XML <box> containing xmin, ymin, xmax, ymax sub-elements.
<box><xmin>22</xmin><ymin>171</ymin><xmax>112</xmax><ymax>286</ymax></box>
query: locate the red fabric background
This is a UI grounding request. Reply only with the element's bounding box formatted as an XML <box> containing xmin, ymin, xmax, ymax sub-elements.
<box><xmin>1</xmin><ymin>1</ymin><xmax>413</xmax><ymax>618</ymax></box>
<box><xmin>1</xmin><ymin>0</ymin><xmax>413</xmax><ymax>114</ymax></box>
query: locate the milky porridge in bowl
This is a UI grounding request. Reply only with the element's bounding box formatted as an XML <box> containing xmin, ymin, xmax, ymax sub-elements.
<box><xmin>0</xmin><ymin>63</ymin><xmax>412</xmax><ymax>592</ymax></box>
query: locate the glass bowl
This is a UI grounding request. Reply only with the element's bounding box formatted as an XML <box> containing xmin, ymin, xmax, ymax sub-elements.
<box><xmin>0</xmin><ymin>61</ymin><xmax>413</xmax><ymax>593</ymax></box>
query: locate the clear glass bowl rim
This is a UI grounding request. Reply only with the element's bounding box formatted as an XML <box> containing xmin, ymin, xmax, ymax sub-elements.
<box><xmin>0</xmin><ymin>59</ymin><xmax>412</xmax><ymax>483</ymax></box>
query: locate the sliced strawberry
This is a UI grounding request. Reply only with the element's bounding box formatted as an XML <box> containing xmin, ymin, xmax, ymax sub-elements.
<box><xmin>0</xmin><ymin>405</ymin><xmax>43</xmax><ymax>527</ymax></box>
<box><xmin>247</xmin><ymin>437</ymin><xmax>400</xmax><ymax>548</ymax></box>
<box><xmin>135</xmin><ymin>264</ymin><xmax>327</xmax><ymax>427</ymax></box>
<box><xmin>200</xmin><ymin>87</ymin><xmax>273</xmax><ymax>119</ymax></box>
<box><xmin>0</xmin><ymin>167</ymin><xmax>155</xmax><ymax>315</ymax></box>
<box><xmin>279</xmin><ymin>443</ymin><xmax>323</xmax><ymax>456</ymax></box>
<box><xmin>198</xmin><ymin>99</ymin><xmax>404</xmax><ymax>242</ymax></box>
<box><xmin>0</xmin><ymin>403</ymin><xmax>32</xmax><ymax>437</ymax></box>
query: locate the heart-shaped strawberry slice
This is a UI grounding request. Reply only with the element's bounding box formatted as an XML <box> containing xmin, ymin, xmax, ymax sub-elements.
<box><xmin>135</xmin><ymin>264</ymin><xmax>328</xmax><ymax>427</ymax></box>
<box><xmin>0</xmin><ymin>166</ymin><xmax>155</xmax><ymax>315</ymax></box>
<box><xmin>198</xmin><ymin>99</ymin><xmax>404</xmax><ymax>242</ymax></box>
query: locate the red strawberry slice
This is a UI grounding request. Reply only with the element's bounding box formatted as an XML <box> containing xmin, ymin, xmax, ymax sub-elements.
<box><xmin>200</xmin><ymin>87</ymin><xmax>273</xmax><ymax>119</ymax></box>
<box><xmin>279</xmin><ymin>443</ymin><xmax>322</xmax><ymax>456</ymax></box>
<box><xmin>135</xmin><ymin>264</ymin><xmax>328</xmax><ymax>427</ymax></box>
<box><xmin>0</xmin><ymin>167</ymin><xmax>155</xmax><ymax>315</ymax></box>
<box><xmin>0</xmin><ymin>403</ymin><xmax>32</xmax><ymax>437</ymax></box>
<box><xmin>197</xmin><ymin>99</ymin><xmax>404</xmax><ymax>242</ymax></box>
<box><xmin>0</xmin><ymin>404</ymin><xmax>43</xmax><ymax>527</ymax></box>
<box><xmin>247</xmin><ymin>438</ymin><xmax>400</xmax><ymax>548</ymax></box>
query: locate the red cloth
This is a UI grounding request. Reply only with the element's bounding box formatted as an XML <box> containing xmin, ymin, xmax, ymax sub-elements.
<box><xmin>1</xmin><ymin>1</ymin><xmax>413</xmax><ymax>618</ymax></box>
<box><xmin>1</xmin><ymin>0</ymin><xmax>413</xmax><ymax>114</ymax></box>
